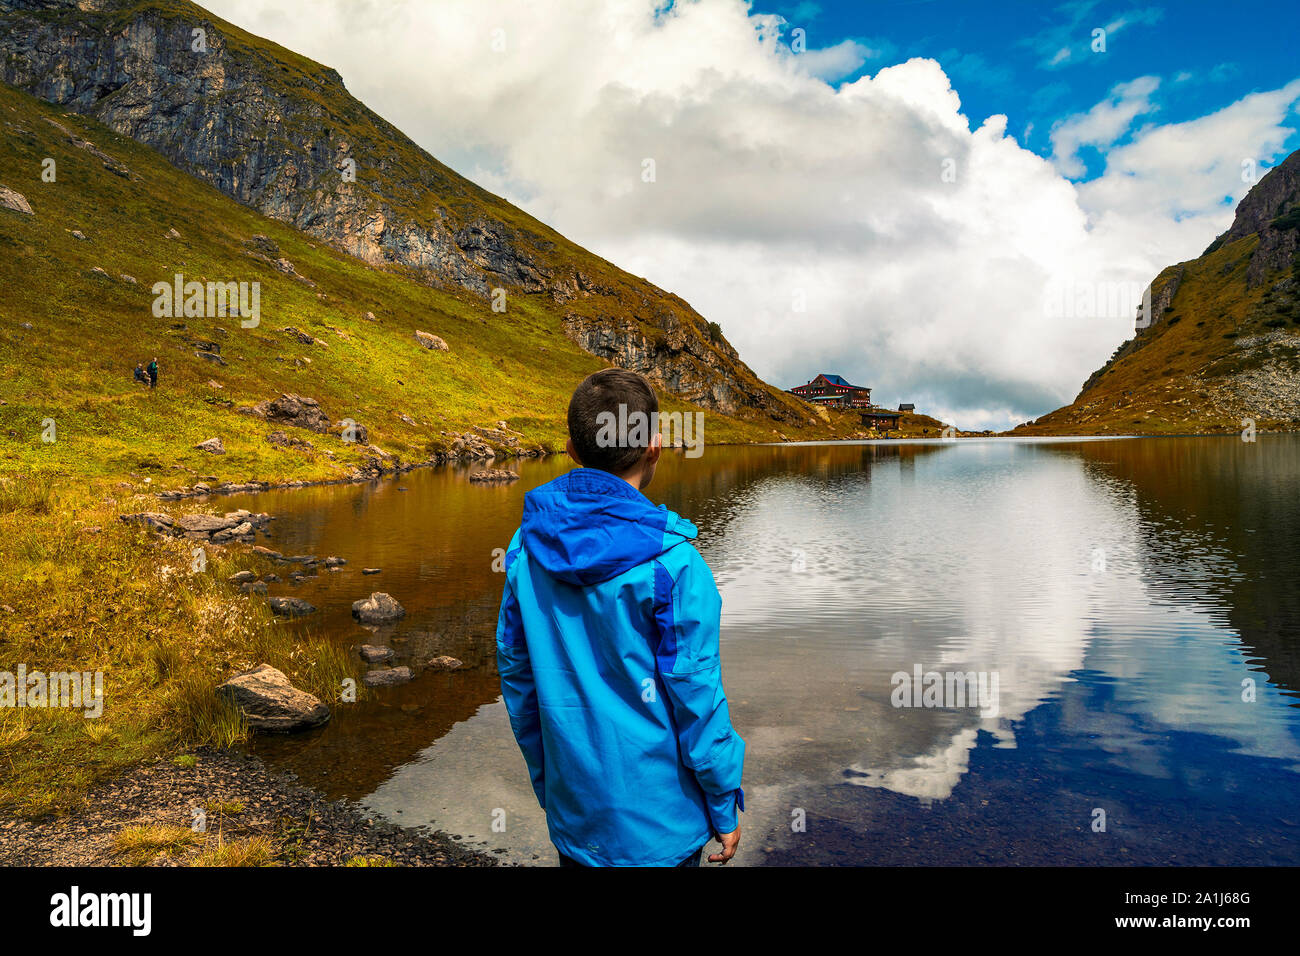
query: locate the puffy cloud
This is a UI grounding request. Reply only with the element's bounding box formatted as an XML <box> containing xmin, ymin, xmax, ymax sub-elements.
<box><xmin>205</xmin><ymin>0</ymin><xmax>1300</xmax><ymax>429</ymax></box>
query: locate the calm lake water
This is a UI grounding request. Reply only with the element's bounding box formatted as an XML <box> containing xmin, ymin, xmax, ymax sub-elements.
<box><xmin>230</xmin><ymin>436</ymin><xmax>1300</xmax><ymax>866</ymax></box>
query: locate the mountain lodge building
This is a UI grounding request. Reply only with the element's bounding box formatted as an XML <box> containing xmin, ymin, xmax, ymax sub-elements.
<box><xmin>787</xmin><ymin>373</ymin><xmax>872</xmax><ymax>409</ymax></box>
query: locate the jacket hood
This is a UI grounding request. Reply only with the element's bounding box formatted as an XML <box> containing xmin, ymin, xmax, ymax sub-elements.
<box><xmin>520</xmin><ymin>467</ymin><xmax>697</xmax><ymax>586</ymax></box>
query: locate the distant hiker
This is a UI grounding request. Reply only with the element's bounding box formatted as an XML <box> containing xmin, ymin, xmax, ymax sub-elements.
<box><xmin>147</xmin><ymin>358</ymin><xmax>158</xmax><ymax>389</ymax></box>
<box><xmin>496</xmin><ymin>368</ymin><xmax>745</xmax><ymax>867</ymax></box>
<box><xmin>133</xmin><ymin>363</ymin><xmax>149</xmax><ymax>386</ymax></box>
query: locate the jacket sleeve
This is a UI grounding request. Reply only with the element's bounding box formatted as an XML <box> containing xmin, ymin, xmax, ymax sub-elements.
<box><xmin>653</xmin><ymin>548</ymin><xmax>745</xmax><ymax>834</ymax></box>
<box><xmin>496</xmin><ymin>541</ymin><xmax>546</xmax><ymax>810</ymax></box>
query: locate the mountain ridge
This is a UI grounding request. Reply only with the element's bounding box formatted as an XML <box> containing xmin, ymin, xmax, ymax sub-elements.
<box><xmin>0</xmin><ymin>0</ymin><xmax>815</xmax><ymax>424</ymax></box>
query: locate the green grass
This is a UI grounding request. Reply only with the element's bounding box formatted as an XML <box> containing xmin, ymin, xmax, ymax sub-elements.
<box><xmin>0</xmin><ymin>483</ymin><xmax>359</xmax><ymax>817</ymax></box>
<box><xmin>113</xmin><ymin>823</ymin><xmax>202</xmax><ymax>865</ymax></box>
<box><xmin>0</xmin><ymin>79</ymin><xmax>841</xmax><ymax>492</ymax></box>
<box><xmin>0</xmin><ymin>74</ymin><xmax>855</xmax><ymax>821</ymax></box>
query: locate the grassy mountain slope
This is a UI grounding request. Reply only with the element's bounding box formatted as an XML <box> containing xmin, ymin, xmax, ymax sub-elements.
<box><xmin>0</xmin><ymin>0</ymin><xmax>821</xmax><ymax>425</ymax></box>
<box><xmin>1015</xmin><ymin>151</ymin><xmax>1300</xmax><ymax>436</ymax></box>
<box><xmin>0</xmin><ymin>81</ymin><xmax>854</xmax><ymax>492</ymax></box>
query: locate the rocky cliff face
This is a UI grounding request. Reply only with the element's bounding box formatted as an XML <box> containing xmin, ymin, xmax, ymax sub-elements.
<box><xmin>1205</xmin><ymin>150</ymin><xmax>1300</xmax><ymax>287</ymax></box>
<box><xmin>0</xmin><ymin>0</ymin><xmax>810</xmax><ymax>423</ymax></box>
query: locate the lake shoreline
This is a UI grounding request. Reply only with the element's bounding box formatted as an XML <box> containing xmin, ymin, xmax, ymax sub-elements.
<box><xmin>0</xmin><ymin>746</ymin><xmax>501</xmax><ymax>867</ymax></box>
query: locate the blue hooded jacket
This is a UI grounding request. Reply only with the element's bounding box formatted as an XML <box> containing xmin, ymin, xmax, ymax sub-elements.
<box><xmin>496</xmin><ymin>467</ymin><xmax>745</xmax><ymax>866</ymax></box>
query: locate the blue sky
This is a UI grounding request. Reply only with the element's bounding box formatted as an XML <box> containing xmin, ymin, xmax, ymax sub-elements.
<box><xmin>754</xmin><ymin>0</ymin><xmax>1300</xmax><ymax>181</ymax></box>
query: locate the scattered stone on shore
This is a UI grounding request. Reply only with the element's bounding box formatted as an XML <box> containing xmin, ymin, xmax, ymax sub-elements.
<box><xmin>240</xmin><ymin>581</ymin><xmax>268</xmax><ymax>595</ymax></box>
<box><xmin>118</xmin><ymin>512</ymin><xmax>175</xmax><ymax>534</ymax></box>
<box><xmin>426</xmin><ymin>656</ymin><xmax>464</xmax><ymax>671</ymax></box>
<box><xmin>269</xmin><ymin>596</ymin><xmax>317</xmax><ymax>618</ymax></box>
<box><xmin>229</xmin><ymin>570</ymin><xmax>257</xmax><ymax>584</ymax></box>
<box><xmin>215</xmin><ymin>663</ymin><xmax>330</xmax><ymax>732</ymax></box>
<box><xmin>193</xmin><ymin>437</ymin><xmax>225</xmax><ymax>454</ymax></box>
<box><xmin>122</xmin><ymin>509</ymin><xmax>272</xmax><ymax>544</ymax></box>
<box><xmin>352</xmin><ymin>592</ymin><xmax>405</xmax><ymax>625</ymax></box>
<box><xmin>358</xmin><ymin>644</ymin><xmax>395</xmax><ymax>663</ymax></box>
<box><xmin>363</xmin><ymin>666</ymin><xmax>413</xmax><ymax>687</ymax></box>
<box><xmin>361</xmin><ymin>568</ymin><xmax>382</xmax><ymax>575</ymax></box>
<box><xmin>469</xmin><ymin>468</ymin><xmax>520</xmax><ymax>484</ymax></box>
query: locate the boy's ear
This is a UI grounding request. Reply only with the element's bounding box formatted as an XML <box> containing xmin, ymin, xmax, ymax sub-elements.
<box><xmin>565</xmin><ymin>437</ymin><xmax>583</xmax><ymax>466</ymax></box>
<box><xmin>646</xmin><ymin>431</ymin><xmax>662</xmax><ymax>464</ymax></box>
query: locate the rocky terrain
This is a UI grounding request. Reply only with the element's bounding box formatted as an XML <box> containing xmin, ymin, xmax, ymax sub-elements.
<box><xmin>1015</xmin><ymin>149</ymin><xmax>1300</xmax><ymax>436</ymax></box>
<box><xmin>0</xmin><ymin>747</ymin><xmax>500</xmax><ymax>866</ymax></box>
<box><xmin>0</xmin><ymin>0</ymin><xmax>812</xmax><ymax>424</ymax></box>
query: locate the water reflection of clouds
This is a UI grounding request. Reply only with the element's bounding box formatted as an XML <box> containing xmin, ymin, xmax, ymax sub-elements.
<box><xmin>706</xmin><ymin>442</ymin><xmax>1300</xmax><ymax>807</ymax></box>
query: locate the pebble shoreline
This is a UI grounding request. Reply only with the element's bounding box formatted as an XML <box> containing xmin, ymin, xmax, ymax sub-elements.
<box><xmin>0</xmin><ymin>747</ymin><xmax>503</xmax><ymax>867</ymax></box>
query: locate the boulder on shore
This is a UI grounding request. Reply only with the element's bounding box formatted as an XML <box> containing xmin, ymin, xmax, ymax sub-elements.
<box><xmin>216</xmin><ymin>663</ymin><xmax>330</xmax><ymax>732</ymax></box>
<box><xmin>352</xmin><ymin>592</ymin><xmax>405</xmax><ymax>625</ymax></box>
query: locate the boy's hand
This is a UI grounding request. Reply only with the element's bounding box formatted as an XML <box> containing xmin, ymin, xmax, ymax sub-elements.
<box><xmin>708</xmin><ymin>825</ymin><xmax>740</xmax><ymax>864</ymax></box>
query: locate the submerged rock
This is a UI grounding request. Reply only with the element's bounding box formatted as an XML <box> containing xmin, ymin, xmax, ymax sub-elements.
<box><xmin>269</xmin><ymin>596</ymin><xmax>316</xmax><ymax>617</ymax></box>
<box><xmin>426</xmin><ymin>656</ymin><xmax>464</xmax><ymax>671</ymax></box>
<box><xmin>352</xmin><ymin>592</ymin><xmax>405</xmax><ymax>625</ymax></box>
<box><xmin>363</xmin><ymin>666</ymin><xmax>413</xmax><ymax>687</ymax></box>
<box><xmin>358</xmin><ymin>644</ymin><xmax>394</xmax><ymax>663</ymax></box>
<box><xmin>216</xmin><ymin>663</ymin><xmax>330</xmax><ymax>732</ymax></box>
<box><xmin>469</xmin><ymin>468</ymin><xmax>520</xmax><ymax>484</ymax></box>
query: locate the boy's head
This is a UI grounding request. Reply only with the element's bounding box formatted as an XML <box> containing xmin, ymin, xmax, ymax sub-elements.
<box><xmin>566</xmin><ymin>368</ymin><xmax>662</xmax><ymax>489</ymax></box>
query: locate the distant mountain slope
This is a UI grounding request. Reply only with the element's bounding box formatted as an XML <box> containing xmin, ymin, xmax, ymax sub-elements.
<box><xmin>1015</xmin><ymin>149</ymin><xmax>1300</xmax><ymax>436</ymax></box>
<box><xmin>0</xmin><ymin>0</ymin><xmax>812</xmax><ymax>423</ymax></box>
<box><xmin>0</xmin><ymin>81</ymin><xmax>847</xmax><ymax>492</ymax></box>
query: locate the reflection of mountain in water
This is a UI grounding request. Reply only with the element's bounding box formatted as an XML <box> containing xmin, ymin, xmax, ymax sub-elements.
<box><xmin>1064</xmin><ymin>436</ymin><xmax>1300</xmax><ymax>703</ymax></box>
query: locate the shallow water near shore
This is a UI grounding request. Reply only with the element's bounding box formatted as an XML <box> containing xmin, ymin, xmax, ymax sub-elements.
<box><xmin>230</xmin><ymin>435</ymin><xmax>1300</xmax><ymax>866</ymax></box>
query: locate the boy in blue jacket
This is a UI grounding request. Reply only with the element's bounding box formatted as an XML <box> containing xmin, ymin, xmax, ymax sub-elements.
<box><xmin>496</xmin><ymin>368</ymin><xmax>745</xmax><ymax>867</ymax></box>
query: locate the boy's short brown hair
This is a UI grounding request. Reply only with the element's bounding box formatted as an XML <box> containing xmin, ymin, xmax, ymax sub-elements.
<box><xmin>567</xmin><ymin>368</ymin><xmax>659</xmax><ymax>474</ymax></box>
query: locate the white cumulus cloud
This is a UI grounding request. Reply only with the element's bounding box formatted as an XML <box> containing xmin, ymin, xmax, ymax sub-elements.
<box><xmin>205</xmin><ymin>0</ymin><xmax>1300</xmax><ymax>429</ymax></box>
